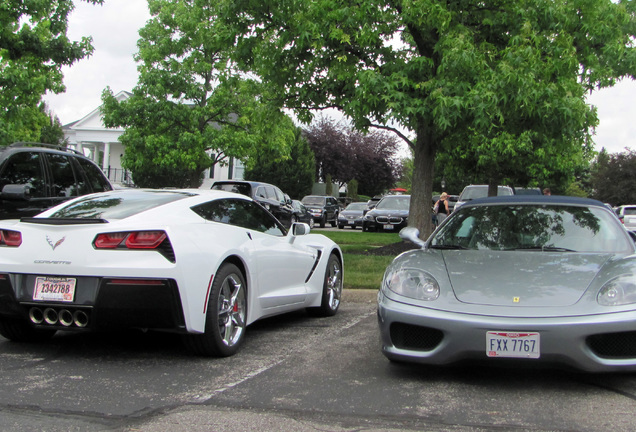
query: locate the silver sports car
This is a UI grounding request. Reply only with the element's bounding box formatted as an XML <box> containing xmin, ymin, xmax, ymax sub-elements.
<box><xmin>378</xmin><ymin>195</ymin><xmax>636</xmax><ymax>372</ymax></box>
<box><xmin>0</xmin><ymin>189</ymin><xmax>343</xmax><ymax>357</ymax></box>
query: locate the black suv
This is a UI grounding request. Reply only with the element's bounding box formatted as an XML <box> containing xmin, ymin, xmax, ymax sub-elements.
<box><xmin>301</xmin><ymin>195</ymin><xmax>340</xmax><ymax>228</ymax></box>
<box><xmin>0</xmin><ymin>142</ymin><xmax>113</xmax><ymax>219</ymax></box>
<box><xmin>211</xmin><ymin>180</ymin><xmax>294</xmax><ymax>228</ymax></box>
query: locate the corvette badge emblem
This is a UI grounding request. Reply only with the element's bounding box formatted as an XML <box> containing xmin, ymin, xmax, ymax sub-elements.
<box><xmin>46</xmin><ymin>235</ymin><xmax>66</xmax><ymax>251</ymax></box>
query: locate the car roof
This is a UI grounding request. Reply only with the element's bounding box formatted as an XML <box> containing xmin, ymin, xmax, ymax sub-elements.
<box><xmin>1</xmin><ymin>142</ymin><xmax>87</xmax><ymax>158</ymax></box>
<box><xmin>464</xmin><ymin>195</ymin><xmax>606</xmax><ymax>207</ymax></box>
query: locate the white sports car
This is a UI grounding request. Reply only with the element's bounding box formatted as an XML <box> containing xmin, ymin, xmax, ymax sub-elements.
<box><xmin>0</xmin><ymin>189</ymin><xmax>343</xmax><ymax>356</ymax></box>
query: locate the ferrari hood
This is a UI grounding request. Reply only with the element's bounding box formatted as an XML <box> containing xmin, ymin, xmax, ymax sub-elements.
<box><xmin>442</xmin><ymin>251</ymin><xmax>612</xmax><ymax>307</ymax></box>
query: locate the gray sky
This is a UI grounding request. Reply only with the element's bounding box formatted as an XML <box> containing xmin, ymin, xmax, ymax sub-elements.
<box><xmin>44</xmin><ymin>0</ymin><xmax>636</xmax><ymax>155</ymax></box>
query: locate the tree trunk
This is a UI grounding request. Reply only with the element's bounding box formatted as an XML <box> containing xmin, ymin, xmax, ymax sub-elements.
<box><xmin>409</xmin><ymin>125</ymin><xmax>436</xmax><ymax>239</ymax></box>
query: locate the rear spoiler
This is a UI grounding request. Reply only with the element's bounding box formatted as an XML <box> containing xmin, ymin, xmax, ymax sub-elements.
<box><xmin>20</xmin><ymin>217</ymin><xmax>109</xmax><ymax>225</ymax></box>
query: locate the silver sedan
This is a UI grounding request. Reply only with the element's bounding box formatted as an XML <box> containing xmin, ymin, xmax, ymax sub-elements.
<box><xmin>378</xmin><ymin>195</ymin><xmax>636</xmax><ymax>372</ymax></box>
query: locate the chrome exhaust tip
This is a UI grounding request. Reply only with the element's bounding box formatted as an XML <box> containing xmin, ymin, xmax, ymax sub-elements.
<box><xmin>58</xmin><ymin>309</ymin><xmax>73</xmax><ymax>327</ymax></box>
<box><xmin>29</xmin><ymin>307</ymin><xmax>44</xmax><ymax>324</ymax></box>
<box><xmin>73</xmin><ymin>310</ymin><xmax>89</xmax><ymax>328</ymax></box>
<box><xmin>43</xmin><ymin>308</ymin><xmax>58</xmax><ymax>325</ymax></box>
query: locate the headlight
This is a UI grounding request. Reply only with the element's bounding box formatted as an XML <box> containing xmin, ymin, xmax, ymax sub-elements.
<box><xmin>598</xmin><ymin>275</ymin><xmax>636</xmax><ymax>306</ymax></box>
<box><xmin>385</xmin><ymin>268</ymin><xmax>440</xmax><ymax>301</ymax></box>
<box><xmin>364</xmin><ymin>213</ymin><xmax>375</xmax><ymax>221</ymax></box>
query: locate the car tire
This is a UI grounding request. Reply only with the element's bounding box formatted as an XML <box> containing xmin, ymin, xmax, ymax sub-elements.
<box><xmin>307</xmin><ymin>253</ymin><xmax>342</xmax><ymax>317</ymax></box>
<box><xmin>330</xmin><ymin>214</ymin><xmax>338</xmax><ymax>227</ymax></box>
<box><xmin>0</xmin><ymin>319</ymin><xmax>56</xmax><ymax>343</ymax></box>
<box><xmin>182</xmin><ymin>263</ymin><xmax>247</xmax><ymax>357</ymax></box>
<box><xmin>320</xmin><ymin>217</ymin><xmax>326</xmax><ymax>228</ymax></box>
<box><xmin>338</xmin><ymin>224</ymin><xmax>343</xmax><ymax>229</ymax></box>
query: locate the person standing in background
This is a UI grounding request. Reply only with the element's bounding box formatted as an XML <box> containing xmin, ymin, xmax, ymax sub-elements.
<box><xmin>435</xmin><ymin>192</ymin><xmax>450</xmax><ymax>225</ymax></box>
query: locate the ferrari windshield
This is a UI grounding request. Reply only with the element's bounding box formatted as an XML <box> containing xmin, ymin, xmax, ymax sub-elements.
<box><xmin>48</xmin><ymin>190</ymin><xmax>193</xmax><ymax>220</ymax></box>
<box><xmin>431</xmin><ymin>204</ymin><xmax>633</xmax><ymax>253</ymax></box>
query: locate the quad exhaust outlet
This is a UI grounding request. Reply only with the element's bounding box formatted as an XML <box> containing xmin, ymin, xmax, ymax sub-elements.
<box><xmin>29</xmin><ymin>307</ymin><xmax>89</xmax><ymax>328</ymax></box>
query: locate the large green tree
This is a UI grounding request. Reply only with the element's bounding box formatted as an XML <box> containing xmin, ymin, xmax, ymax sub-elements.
<box><xmin>590</xmin><ymin>148</ymin><xmax>636</xmax><ymax>206</ymax></box>
<box><xmin>243</xmin><ymin>124</ymin><xmax>316</xmax><ymax>199</ymax></box>
<box><xmin>221</xmin><ymin>0</ymin><xmax>636</xmax><ymax>236</ymax></box>
<box><xmin>0</xmin><ymin>0</ymin><xmax>102</xmax><ymax>146</ymax></box>
<box><xmin>101</xmin><ymin>0</ymin><xmax>295</xmax><ymax>188</ymax></box>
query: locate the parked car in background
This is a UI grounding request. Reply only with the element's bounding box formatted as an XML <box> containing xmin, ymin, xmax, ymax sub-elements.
<box><xmin>362</xmin><ymin>195</ymin><xmax>410</xmax><ymax>232</ymax></box>
<box><xmin>454</xmin><ymin>185</ymin><xmax>514</xmax><ymax>211</ymax></box>
<box><xmin>0</xmin><ymin>189</ymin><xmax>343</xmax><ymax>357</ymax></box>
<box><xmin>379</xmin><ymin>195</ymin><xmax>636</xmax><ymax>372</ymax></box>
<box><xmin>337</xmin><ymin>202</ymin><xmax>368</xmax><ymax>229</ymax></box>
<box><xmin>211</xmin><ymin>180</ymin><xmax>293</xmax><ymax>228</ymax></box>
<box><xmin>291</xmin><ymin>199</ymin><xmax>314</xmax><ymax>228</ymax></box>
<box><xmin>0</xmin><ymin>142</ymin><xmax>113</xmax><ymax>220</ymax></box>
<box><xmin>614</xmin><ymin>205</ymin><xmax>636</xmax><ymax>232</ymax></box>
<box><xmin>514</xmin><ymin>187</ymin><xmax>543</xmax><ymax>195</ymax></box>
<box><xmin>301</xmin><ymin>195</ymin><xmax>340</xmax><ymax>228</ymax></box>
<box><xmin>366</xmin><ymin>195</ymin><xmax>383</xmax><ymax>211</ymax></box>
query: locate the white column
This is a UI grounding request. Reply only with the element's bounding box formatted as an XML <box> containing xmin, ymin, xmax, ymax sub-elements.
<box><xmin>102</xmin><ymin>142</ymin><xmax>110</xmax><ymax>169</ymax></box>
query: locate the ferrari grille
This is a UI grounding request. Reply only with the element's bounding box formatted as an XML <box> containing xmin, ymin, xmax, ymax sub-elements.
<box><xmin>587</xmin><ymin>331</ymin><xmax>636</xmax><ymax>359</ymax></box>
<box><xmin>390</xmin><ymin>322</ymin><xmax>443</xmax><ymax>351</ymax></box>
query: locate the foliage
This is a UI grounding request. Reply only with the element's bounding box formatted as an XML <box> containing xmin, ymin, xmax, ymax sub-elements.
<box><xmin>303</xmin><ymin>116</ymin><xmax>401</xmax><ymax>196</ymax></box>
<box><xmin>39</xmin><ymin>104</ymin><xmax>66</xmax><ymax>146</ymax></box>
<box><xmin>590</xmin><ymin>148</ymin><xmax>636</xmax><ymax>206</ymax></box>
<box><xmin>0</xmin><ymin>0</ymin><xmax>102</xmax><ymax>146</ymax></box>
<box><xmin>221</xmin><ymin>0</ymin><xmax>636</xmax><ymax>237</ymax></box>
<box><xmin>243</xmin><ymin>124</ymin><xmax>315</xmax><ymax>199</ymax></box>
<box><xmin>347</xmin><ymin>179</ymin><xmax>359</xmax><ymax>201</ymax></box>
<box><xmin>100</xmin><ymin>0</ymin><xmax>295</xmax><ymax>188</ymax></box>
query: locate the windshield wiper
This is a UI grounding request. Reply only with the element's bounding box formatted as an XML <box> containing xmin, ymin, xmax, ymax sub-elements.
<box><xmin>506</xmin><ymin>246</ymin><xmax>575</xmax><ymax>252</ymax></box>
<box><xmin>430</xmin><ymin>244</ymin><xmax>468</xmax><ymax>250</ymax></box>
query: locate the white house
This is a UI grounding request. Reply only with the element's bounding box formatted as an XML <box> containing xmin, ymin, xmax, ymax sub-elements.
<box><xmin>62</xmin><ymin>90</ymin><xmax>244</xmax><ymax>188</ymax></box>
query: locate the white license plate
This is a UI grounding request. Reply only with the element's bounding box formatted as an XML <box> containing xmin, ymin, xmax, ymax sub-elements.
<box><xmin>348</xmin><ymin>221</ymin><xmax>355</xmax><ymax>225</ymax></box>
<box><xmin>486</xmin><ymin>331</ymin><xmax>540</xmax><ymax>359</ymax></box>
<box><xmin>382</xmin><ymin>224</ymin><xmax>395</xmax><ymax>230</ymax></box>
<box><xmin>34</xmin><ymin>277</ymin><xmax>76</xmax><ymax>302</ymax></box>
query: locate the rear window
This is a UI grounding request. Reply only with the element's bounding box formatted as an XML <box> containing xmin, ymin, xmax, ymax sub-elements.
<box><xmin>211</xmin><ymin>182</ymin><xmax>252</xmax><ymax>197</ymax></box>
<box><xmin>302</xmin><ymin>196</ymin><xmax>326</xmax><ymax>205</ymax></box>
<box><xmin>48</xmin><ymin>190</ymin><xmax>193</xmax><ymax>220</ymax></box>
<box><xmin>624</xmin><ymin>207</ymin><xmax>636</xmax><ymax>216</ymax></box>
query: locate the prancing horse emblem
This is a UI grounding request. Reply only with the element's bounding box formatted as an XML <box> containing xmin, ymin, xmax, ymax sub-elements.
<box><xmin>46</xmin><ymin>236</ymin><xmax>66</xmax><ymax>251</ymax></box>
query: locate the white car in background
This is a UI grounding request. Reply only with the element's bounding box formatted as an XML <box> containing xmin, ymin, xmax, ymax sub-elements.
<box><xmin>0</xmin><ymin>189</ymin><xmax>343</xmax><ymax>357</ymax></box>
<box><xmin>614</xmin><ymin>205</ymin><xmax>636</xmax><ymax>232</ymax></box>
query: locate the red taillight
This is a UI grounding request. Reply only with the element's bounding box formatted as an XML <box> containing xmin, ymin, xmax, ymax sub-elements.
<box><xmin>94</xmin><ymin>232</ymin><xmax>127</xmax><ymax>248</ymax></box>
<box><xmin>0</xmin><ymin>230</ymin><xmax>22</xmax><ymax>247</ymax></box>
<box><xmin>125</xmin><ymin>231</ymin><xmax>166</xmax><ymax>249</ymax></box>
<box><xmin>93</xmin><ymin>231</ymin><xmax>167</xmax><ymax>249</ymax></box>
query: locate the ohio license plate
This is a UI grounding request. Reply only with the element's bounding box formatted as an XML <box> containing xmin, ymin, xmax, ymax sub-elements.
<box><xmin>486</xmin><ymin>331</ymin><xmax>540</xmax><ymax>359</ymax></box>
<box><xmin>33</xmin><ymin>277</ymin><xmax>76</xmax><ymax>302</ymax></box>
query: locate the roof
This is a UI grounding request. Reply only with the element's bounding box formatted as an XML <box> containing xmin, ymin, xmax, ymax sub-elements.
<box><xmin>464</xmin><ymin>195</ymin><xmax>606</xmax><ymax>207</ymax></box>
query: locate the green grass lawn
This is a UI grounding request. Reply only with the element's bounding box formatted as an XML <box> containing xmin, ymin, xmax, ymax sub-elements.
<box><xmin>318</xmin><ymin>230</ymin><xmax>400</xmax><ymax>290</ymax></box>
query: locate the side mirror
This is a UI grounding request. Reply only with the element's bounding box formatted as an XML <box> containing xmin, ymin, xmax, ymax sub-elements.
<box><xmin>399</xmin><ymin>227</ymin><xmax>426</xmax><ymax>248</ymax></box>
<box><xmin>1</xmin><ymin>184</ymin><xmax>31</xmax><ymax>201</ymax></box>
<box><xmin>288</xmin><ymin>222</ymin><xmax>310</xmax><ymax>242</ymax></box>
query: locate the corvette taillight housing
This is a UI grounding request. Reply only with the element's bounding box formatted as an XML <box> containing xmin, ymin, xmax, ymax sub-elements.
<box><xmin>93</xmin><ymin>231</ymin><xmax>175</xmax><ymax>262</ymax></box>
<box><xmin>0</xmin><ymin>230</ymin><xmax>22</xmax><ymax>247</ymax></box>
